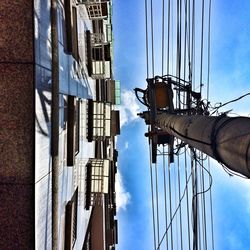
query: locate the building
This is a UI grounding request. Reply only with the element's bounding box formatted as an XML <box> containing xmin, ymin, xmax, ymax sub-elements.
<box><xmin>0</xmin><ymin>0</ymin><xmax>119</xmax><ymax>249</ymax></box>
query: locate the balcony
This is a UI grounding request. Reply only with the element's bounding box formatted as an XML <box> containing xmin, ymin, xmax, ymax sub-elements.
<box><xmin>86</xmin><ymin>31</ymin><xmax>111</xmax><ymax>79</ymax></box>
<box><xmin>95</xmin><ymin>79</ymin><xmax>120</xmax><ymax>105</ymax></box>
<box><xmin>77</xmin><ymin>0</ymin><xmax>110</xmax><ymax>20</ymax></box>
<box><xmin>85</xmin><ymin>159</ymin><xmax>110</xmax><ymax>210</ymax></box>
<box><xmin>87</xmin><ymin>99</ymin><xmax>112</xmax><ymax>142</ymax></box>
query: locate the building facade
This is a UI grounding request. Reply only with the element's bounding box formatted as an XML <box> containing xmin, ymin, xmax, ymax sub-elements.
<box><xmin>0</xmin><ymin>0</ymin><xmax>119</xmax><ymax>249</ymax></box>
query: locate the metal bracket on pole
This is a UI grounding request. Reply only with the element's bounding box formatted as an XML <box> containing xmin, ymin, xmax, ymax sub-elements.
<box><xmin>135</xmin><ymin>75</ymin><xmax>212</xmax><ymax>165</ymax></box>
<box><xmin>135</xmin><ymin>76</ymin><xmax>176</xmax><ymax>163</ymax></box>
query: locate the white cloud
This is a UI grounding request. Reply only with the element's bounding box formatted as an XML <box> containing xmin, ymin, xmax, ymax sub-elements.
<box><xmin>118</xmin><ymin>89</ymin><xmax>141</xmax><ymax>127</ymax></box>
<box><xmin>124</xmin><ymin>141</ymin><xmax>129</xmax><ymax>150</ymax></box>
<box><xmin>115</xmin><ymin>170</ymin><xmax>131</xmax><ymax>212</ymax></box>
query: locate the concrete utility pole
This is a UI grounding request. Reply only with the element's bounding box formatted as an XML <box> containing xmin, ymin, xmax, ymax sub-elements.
<box><xmin>51</xmin><ymin>0</ymin><xmax>59</xmax><ymax>248</ymax></box>
<box><xmin>136</xmin><ymin>77</ymin><xmax>250</xmax><ymax>178</ymax></box>
<box><xmin>156</xmin><ymin>113</ymin><xmax>250</xmax><ymax>178</ymax></box>
<box><xmin>136</xmin><ymin>77</ymin><xmax>250</xmax><ymax>250</ymax></box>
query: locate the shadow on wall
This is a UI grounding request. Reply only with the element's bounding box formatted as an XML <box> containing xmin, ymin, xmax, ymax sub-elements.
<box><xmin>34</xmin><ymin>1</ymin><xmax>53</xmax><ymax>249</ymax></box>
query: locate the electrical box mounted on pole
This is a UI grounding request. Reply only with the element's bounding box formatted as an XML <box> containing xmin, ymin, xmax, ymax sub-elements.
<box><xmin>135</xmin><ymin>76</ymin><xmax>250</xmax><ymax>178</ymax></box>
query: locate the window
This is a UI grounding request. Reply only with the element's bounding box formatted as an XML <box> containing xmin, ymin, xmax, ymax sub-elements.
<box><xmin>111</xmin><ymin>111</ymin><xmax>120</xmax><ymax>136</ymax></box>
<box><xmin>106</xmin><ymin>24</ymin><xmax>112</xmax><ymax>43</ymax></box>
<box><xmin>85</xmin><ymin>159</ymin><xmax>110</xmax><ymax>210</ymax></box>
<box><xmin>87</xmin><ymin>4</ymin><xmax>102</xmax><ymax>19</ymax></box>
<box><xmin>93</xmin><ymin>102</ymin><xmax>111</xmax><ymax>138</ymax></box>
<box><xmin>75</xmin><ymin>99</ymin><xmax>80</xmax><ymax>154</ymax></box>
<box><xmin>67</xmin><ymin>96</ymin><xmax>80</xmax><ymax>166</ymax></box>
<box><xmin>92</xmin><ymin>19</ymin><xmax>103</xmax><ymax>34</ymax></box>
<box><xmin>115</xmin><ymin>80</ymin><xmax>121</xmax><ymax>105</ymax></box>
<box><xmin>92</xmin><ymin>46</ymin><xmax>104</xmax><ymax>61</ymax></box>
<box><xmin>86</xmin><ymin>3</ymin><xmax>109</xmax><ymax>20</ymax></box>
<box><xmin>72</xmin><ymin>6</ymin><xmax>79</xmax><ymax>60</ymax></box>
<box><xmin>106</xmin><ymin>80</ymin><xmax>115</xmax><ymax>104</ymax></box>
<box><xmin>65</xmin><ymin>188</ymin><xmax>78</xmax><ymax>250</ymax></box>
<box><xmin>91</xmin><ymin>159</ymin><xmax>109</xmax><ymax>193</ymax></box>
<box><xmin>65</xmin><ymin>0</ymin><xmax>79</xmax><ymax>60</ymax></box>
<box><xmin>87</xmin><ymin>100</ymin><xmax>111</xmax><ymax>142</ymax></box>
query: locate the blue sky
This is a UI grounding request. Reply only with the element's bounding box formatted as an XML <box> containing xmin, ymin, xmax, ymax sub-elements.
<box><xmin>113</xmin><ymin>0</ymin><xmax>250</xmax><ymax>249</ymax></box>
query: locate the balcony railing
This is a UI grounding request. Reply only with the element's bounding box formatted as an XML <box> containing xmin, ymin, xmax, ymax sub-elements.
<box><xmin>91</xmin><ymin>33</ymin><xmax>105</xmax><ymax>44</ymax></box>
<box><xmin>87</xmin><ymin>99</ymin><xmax>112</xmax><ymax>142</ymax></box>
<box><xmin>85</xmin><ymin>159</ymin><xmax>110</xmax><ymax>209</ymax></box>
<box><xmin>77</xmin><ymin>0</ymin><xmax>110</xmax><ymax>20</ymax></box>
<box><xmin>86</xmin><ymin>31</ymin><xmax>111</xmax><ymax>79</ymax></box>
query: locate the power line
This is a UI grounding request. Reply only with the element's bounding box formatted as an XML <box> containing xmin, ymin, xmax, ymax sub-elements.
<box><xmin>150</xmin><ymin>0</ymin><xmax>155</xmax><ymax>76</ymax></box>
<box><xmin>200</xmin><ymin>153</ymin><xmax>208</xmax><ymax>250</ymax></box>
<box><xmin>177</xmin><ymin>154</ymin><xmax>184</xmax><ymax>250</ymax></box>
<box><xmin>191</xmin><ymin>0</ymin><xmax>196</xmax><ymax>88</ymax></box>
<box><xmin>149</xmin><ymin>143</ymin><xmax>157</xmax><ymax>250</ymax></box>
<box><xmin>207</xmin><ymin>0</ymin><xmax>212</xmax><ymax>100</ymax></box>
<box><xmin>144</xmin><ymin>1</ymin><xmax>215</xmax><ymax>249</ymax></box>
<box><xmin>167</xmin><ymin>0</ymin><xmax>171</xmax><ymax>74</ymax></box>
<box><xmin>200</xmin><ymin>0</ymin><xmax>205</xmax><ymax>94</ymax></box>
<box><xmin>162</xmin><ymin>0</ymin><xmax>165</xmax><ymax>76</ymax></box>
<box><xmin>155</xmin><ymin>161</ymin><xmax>160</xmax><ymax>246</ymax></box>
<box><xmin>145</xmin><ymin>1</ymin><xmax>157</xmax><ymax>248</ymax></box>
<box><xmin>208</xmin><ymin>158</ymin><xmax>215</xmax><ymax>250</ymax></box>
<box><xmin>185</xmin><ymin>148</ymin><xmax>191</xmax><ymax>250</ymax></box>
<box><xmin>157</xmin><ymin>172</ymin><xmax>193</xmax><ymax>249</ymax></box>
<box><xmin>145</xmin><ymin>0</ymin><xmax>149</xmax><ymax>78</ymax></box>
<box><xmin>211</xmin><ymin>92</ymin><xmax>250</xmax><ymax>115</ymax></box>
<box><xmin>191</xmin><ymin>155</ymin><xmax>198</xmax><ymax>250</ymax></box>
<box><xmin>168</xmin><ymin>151</ymin><xmax>174</xmax><ymax>250</ymax></box>
<box><xmin>162</xmin><ymin>146</ymin><xmax>169</xmax><ymax>249</ymax></box>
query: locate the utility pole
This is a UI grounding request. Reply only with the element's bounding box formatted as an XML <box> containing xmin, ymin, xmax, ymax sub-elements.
<box><xmin>136</xmin><ymin>76</ymin><xmax>250</xmax><ymax>250</ymax></box>
<box><xmin>51</xmin><ymin>0</ymin><xmax>59</xmax><ymax>248</ymax></box>
<box><xmin>135</xmin><ymin>76</ymin><xmax>250</xmax><ymax>178</ymax></box>
<box><xmin>156</xmin><ymin>113</ymin><xmax>250</xmax><ymax>178</ymax></box>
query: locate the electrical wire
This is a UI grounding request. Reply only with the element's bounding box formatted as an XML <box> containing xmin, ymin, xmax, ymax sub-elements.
<box><xmin>191</xmin><ymin>0</ymin><xmax>196</xmax><ymax>88</ymax></box>
<box><xmin>208</xmin><ymin>158</ymin><xmax>215</xmax><ymax>250</ymax></box>
<box><xmin>176</xmin><ymin>0</ymin><xmax>181</xmax><ymax>110</ymax></box>
<box><xmin>192</xmin><ymin>151</ymin><xmax>213</xmax><ymax>196</ymax></box>
<box><xmin>144</xmin><ymin>1</ymin><xmax>216</xmax><ymax>249</ymax></box>
<box><xmin>200</xmin><ymin>153</ymin><xmax>208</xmax><ymax>250</ymax></box>
<box><xmin>156</xmin><ymin>74</ymin><xmax>191</xmax><ymax>84</ymax></box>
<box><xmin>194</xmin><ymin>151</ymin><xmax>213</xmax><ymax>250</ymax></box>
<box><xmin>210</xmin><ymin>92</ymin><xmax>250</xmax><ymax>115</ymax></box>
<box><xmin>150</xmin><ymin>0</ymin><xmax>155</xmax><ymax>76</ymax></box>
<box><xmin>207</xmin><ymin>0</ymin><xmax>212</xmax><ymax>101</ymax></box>
<box><xmin>145</xmin><ymin>1</ymin><xmax>157</xmax><ymax>248</ymax></box>
<box><xmin>149</xmin><ymin>142</ymin><xmax>157</xmax><ymax>250</ymax></box>
<box><xmin>183</xmin><ymin>0</ymin><xmax>188</xmax><ymax>84</ymax></box>
<box><xmin>200</xmin><ymin>0</ymin><xmax>205</xmax><ymax>94</ymax></box>
<box><xmin>191</xmin><ymin>154</ymin><xmax>198</xmax><ymax>250</ymax></box>
<box><xmin>220</xmin><ymin>162</ymin><xmax>249</xmax><ymax>179</ymax></box>
<box><xmin>177</xmin><ymin>154</ymin><xmax>184</xmax><ymax>250</ymax></box>
<box><xmin>167</xmin><ymin>0</ymin><xmax>171</xmax><ymax>74</ymax></box>
<box><xmin>155</xmin><ymin>161</ymin><xmax>160</xmax><ymax>246</ymax></box>
<box><xmin>173</xmin><ymin>158</ymin><xmax>179</xmax><ymax>250</ymax></box>
<box><xmin>168</xmin><ymin>150</ymin><xmax>174</xmax><ymax>250</ymax></box>
<box><xmin>157</xmin><ymin>172</ymin><xmax>193</xmax><ymax>249</ymax></box>
<box><xmin>145</xmin><ymin>0</ymin><xmax>149</xmax><ymax>78</ymax></box>
<box><xmin>184</xmin><ymin>147</ymin><xmax>191</xmax><ymax>250</ymax></box>
<box><xmin>162</xmin><ymin>145</ymin><xmax>169</xmax><ymax>249</ymax></box>
<box><xmin>162</xmin><ymin>0</ymin><xmax>165</xmax><ymax>76</ymax></box>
